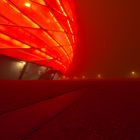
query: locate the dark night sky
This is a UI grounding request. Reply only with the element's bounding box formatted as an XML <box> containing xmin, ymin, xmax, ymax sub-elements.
<box><xmin>68</xmin><ymin>0</ymin><xmax>140</xmax><ymax>78</ymax></box>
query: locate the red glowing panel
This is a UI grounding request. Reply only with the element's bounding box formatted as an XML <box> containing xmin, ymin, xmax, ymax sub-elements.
<box><xmin>0</xmin><ymin>0</ymin><xmax>77</xmax><ymax>73</ymax></box>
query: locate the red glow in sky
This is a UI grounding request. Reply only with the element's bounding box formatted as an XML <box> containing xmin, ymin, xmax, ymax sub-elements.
<box><xmin>69</xmin><ymin>0</ymin><xmax>140</xmax><ymax>78</ymax></box>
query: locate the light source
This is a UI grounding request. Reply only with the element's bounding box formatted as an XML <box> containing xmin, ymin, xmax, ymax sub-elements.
<box><xmin>24</xmin><ymin>2</ymin><xmax>31</xmax><ymax>8</ymax></box>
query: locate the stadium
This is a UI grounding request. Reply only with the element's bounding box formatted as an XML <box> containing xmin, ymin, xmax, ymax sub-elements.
<box><xmin>0</xmin><ymin>0</ymin><xmax>77</xmax><ymax>80</ymax></box>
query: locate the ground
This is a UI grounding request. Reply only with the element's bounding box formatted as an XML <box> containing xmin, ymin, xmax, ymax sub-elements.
<box><xmin>0</xmin><ymin>79</ymin><xmax>140</xmax><ymax>140</ymax></box>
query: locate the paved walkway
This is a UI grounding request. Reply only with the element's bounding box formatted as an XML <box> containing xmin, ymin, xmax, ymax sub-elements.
<box><xmin>0</xmin><ymin>80</ymin><xmax>140</xmax><ymax>140</ymax></box>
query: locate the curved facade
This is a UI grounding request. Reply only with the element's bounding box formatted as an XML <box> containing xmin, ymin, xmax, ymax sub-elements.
<box><xmin>0</xmin><ymin>0</ymin><xmax>77</xmax><ymax>73</ymax></box>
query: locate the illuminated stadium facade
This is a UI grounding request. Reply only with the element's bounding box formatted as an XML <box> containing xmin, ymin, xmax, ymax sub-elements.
<box><xmin>0</xmin><ymin>0</ymin><xmax>77</xmax><ymax>80</ymax></box>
